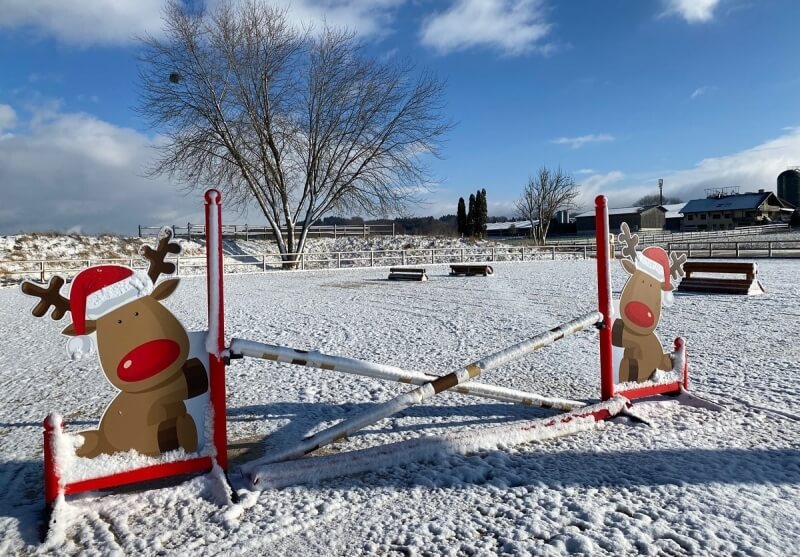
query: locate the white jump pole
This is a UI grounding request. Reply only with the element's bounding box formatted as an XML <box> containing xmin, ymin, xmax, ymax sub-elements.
<box><xmin>242</xmin><ymin>310</ymin><xmax>602</xmax><ymax>472</ymax></box>
<box><xmin>229</xmin><ymin>338</ymin><xmax>586</xmax><ymax>411</ymax></box>
<box><xmin>248</xmin><ymin>395</ymin><xmax>629</xmax><ymax>488</ymax></box>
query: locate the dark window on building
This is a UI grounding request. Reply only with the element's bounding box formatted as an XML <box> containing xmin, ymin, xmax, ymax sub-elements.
<box><xmin>724</xmin><ymin>213</ymin><xmax>731</xmax><ymax>218</ymax></box>
<box><xmin>712</xmin><ymin>213</ymin><xmax>721</xmax><ymax>219</ymax></box>
<box><xmin>688</xmin><ymin>214</ymin><xmax>694</xmax><ymax>221</ymax></box>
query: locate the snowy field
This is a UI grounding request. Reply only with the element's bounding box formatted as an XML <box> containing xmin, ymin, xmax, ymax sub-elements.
<box><xmin>1</xmin><ymin>259</ymin><xmax>799</xmax><ymax>555</ymax></box>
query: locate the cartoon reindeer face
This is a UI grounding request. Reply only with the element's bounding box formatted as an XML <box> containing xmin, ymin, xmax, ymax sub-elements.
<box><xmin>617</xmin><ymin>223</ymin><xmax>686</xmax><ymax>335</ymax></box>
<box><xmin>21</xmin><ymin>230</ymin><xmax>187</xmax><ymax>392</ymax></box>
<box><xmin>61</xmin><ymin>280</ymin><xmax>190</xmax><ymax>393</ymax></box>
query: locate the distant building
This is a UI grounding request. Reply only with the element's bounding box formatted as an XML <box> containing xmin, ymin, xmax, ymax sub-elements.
<box><xmin>777</xmin><ymin>168</ymin><xmax>800</xmax><ymax>208</ymax></box>
<box><xmin>680</xmin><ymin>190</ymin><xmax>792</xmax><ymax>231</ymax></box>
<box><xmin>574</xmin><ymin>206</ymin><xmax>666</xmax><ymax>234</ymax></box>
<box><xmin>485</xmin><ymin>220</ymin><xmax>534</xmax><ymax>237</ymax></box>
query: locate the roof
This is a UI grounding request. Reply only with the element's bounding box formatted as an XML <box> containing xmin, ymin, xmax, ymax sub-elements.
<box><xmin>680</xmin><ymin>192</ymin><xmax>775</xmax><ymax>214</ymax></box>
<box><xmin>485</xmin><ymin>220</ymin><xmax>534</xmax><ymax>231</ymax></box>
<box><xmin>575</xmin><ymin>205</ymin><xmax>665</xmax><ymax>219</ymax></box>
<box><xmin>663</xmin><ymin>203</ymin><xmax>687</xmax><ymax>219</ymax></box>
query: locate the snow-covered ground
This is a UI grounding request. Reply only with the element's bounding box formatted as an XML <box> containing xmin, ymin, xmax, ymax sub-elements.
<box><xmin>1</xmin><ymin>259</ymin><xmax>798</xmax><ymax>555</ymax></box>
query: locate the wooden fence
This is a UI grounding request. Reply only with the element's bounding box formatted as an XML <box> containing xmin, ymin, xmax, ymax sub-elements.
<box><xmin>138</xmin><ymin>223</ymin><xmax>395</xmax><ymax>240</ymax></box>
<box><xmin>546</xmin><ymin>223</ymin><xmax>790</xmax><ymax>245</ymax></box>
<box><xmin>5</xmin><ymin>239</ymin><xmax>800</xmax><ymax>283</ymax></box>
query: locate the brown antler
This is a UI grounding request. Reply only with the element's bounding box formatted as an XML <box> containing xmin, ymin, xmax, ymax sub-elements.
<box><xmin>21</xmin><ymin>276</ymin><xmax>70</xmax><ymax>320</ymax></box>
<box><xmin>669</xmin><ymin>251</ymin><xmax>687</xmax><ymax>280</ymax></box>
<box><xmin>617</xmin><ymin>222</ymin><xmax>639</xmax><ymax>261</ymax></box>
<box><xmin>140</xmin><ymin>227</ymin><xmax>181</xmax><ymax>283</ymax></box>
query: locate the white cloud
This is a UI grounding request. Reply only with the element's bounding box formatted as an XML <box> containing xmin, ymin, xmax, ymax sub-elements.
<box><xmin>0</xmin><ymin>104</ymin><xmax>17</xmax><ymax>130</ymax></box>
<box><xmin>690</xmin><ymin>86</ymin><xmax>710</xmax><ymax>99</ymax></box>
<box><xmin>420</xmin><ymin>0</ymin><xmax>552</xmax><ymax>56</ymax></box>
<box><xmin>551</xmin><ymin>133</ymin><xmax>615</xmax><ymax>149</ymax></box>
<box><xmin>575</xmin><ymin>168</ymin><xmax>595</xmax><ymax>175</ymax></box>
<box><xmin>0</xmin><ymin>0</ymin><xmax>403</xmax><ymax>46</ymax></box>
<box><xmin>663</xmin><ymin>0</ymin><xmax>721</xmax><ymax>23</ymax></box>
<box><xmin>579</xmin><ymin>128</ymin><xmax>800</xmax><ymax>208</ymax></box>
<box><xmin>0</xmin><ymin>105</ymin><xmax>250</xmax><ymax>234</ymax></box>
<box><xmin>273</xmin><ymin>0</ymin><xmax>404</xmax><ymax>38</ymax></box>
<box><xmin>0</xmin><ymin>0</ymin><xmax>164</xmax><ymax>46</ymax></box>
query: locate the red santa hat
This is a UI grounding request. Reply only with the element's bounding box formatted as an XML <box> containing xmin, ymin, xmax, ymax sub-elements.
<box><xmin>636</xmin><ymin>246</ymin><xmax>675</xmax><ymax>307</ymax></box>
<box><xmin>65</xmin><ymin>265</ymin><xmax>153</xmax><ymax>360</ymax></box>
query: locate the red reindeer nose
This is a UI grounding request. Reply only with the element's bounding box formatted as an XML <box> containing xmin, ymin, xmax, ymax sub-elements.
<box><xmin>624</xmin><ymin>301</ymin><xmax>655</xmax><ymax>328</ymax></box>
<box><xmin>117</xmin><ymin>339</ymin><xmax>180</xmax><ymax>382</ymax></box>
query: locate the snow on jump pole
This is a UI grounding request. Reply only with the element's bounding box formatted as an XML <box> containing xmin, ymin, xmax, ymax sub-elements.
<box><xmin>242</xmin><ymin>311</ymin><xmax>603</xmax><ymax>475</ymax></box>
<box><xmin>229</xmin><ymin>339</ymin><xmax>586</xmax><ymax>411</ymax></box>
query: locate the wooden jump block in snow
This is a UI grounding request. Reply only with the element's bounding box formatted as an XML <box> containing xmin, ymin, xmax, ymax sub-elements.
<box><xmin>677</xmin><ymin>261</ymin><xmax>765</xmax><ymax>295</ymax></box>
<box><xmin>449</xmin><ymin>264</ymin><xmax>494</xmax><ymax>277</ymax></box>
<box><xmin>388</xmin><ymin>267</ymin><xmax>428</xmax><ymax>281</ymax></box>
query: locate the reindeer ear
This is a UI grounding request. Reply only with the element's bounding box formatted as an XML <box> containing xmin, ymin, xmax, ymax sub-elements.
<box><xmin>621</xmin><ymin>259</ymin><xmax>636</xmax><ymax>274</ymax></box>
<box><xmin>62</xmin><ymin>321</ymin><xmax>97</xmax><ymax>336</ymax></box>
<box><xmin>152</xmin><ymin>278</ymin><xmax>180</xmax><ymax>301</ymax></box>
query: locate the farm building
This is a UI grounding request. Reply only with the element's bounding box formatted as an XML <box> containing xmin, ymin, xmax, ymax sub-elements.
<box><xmin>663</xmin><ymin>203</ymin><xmax>687</xmax><ymax>231</ymax></box>
<box><xmin>574</xmin><ymin>205</ymin><xmax>666</xmax><ymax>234</ymax></box>
<box><xmin>680</xmin><ymin>190</ymin><xmax>793</xmax><ymax>231</ymax></box>
<box><xmin>485</xmin><ymin>220</ymin><xmax>533</xmax><ymax>237</ymax></box>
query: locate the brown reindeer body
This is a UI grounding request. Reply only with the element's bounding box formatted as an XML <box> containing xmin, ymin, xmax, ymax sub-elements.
<box><xmin>612</xmin><ymin>223</ymin><xmax>686</xmax><ymax>383</ymax></box>
<box><xmin>21</xmin><ymin>229</ymin><xmax>209</xmax><ymax>459</ymax></box>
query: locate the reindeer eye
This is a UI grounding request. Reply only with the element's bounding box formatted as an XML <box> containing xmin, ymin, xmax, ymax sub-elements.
<box><xmin>117</xmin><ymin>319</ymin><xmax>123</xmax><ymax>324</ymax></box>
<box><xmin>134</xmin><ymin>312</ymin><xmax>139</xmax><ymax>317</ymax></box>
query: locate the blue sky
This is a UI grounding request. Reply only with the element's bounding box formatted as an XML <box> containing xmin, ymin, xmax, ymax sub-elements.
<box><xmin>1</xmin><ymin>0</ymin><xmax>799</xmax><ymax>233</ymax></box>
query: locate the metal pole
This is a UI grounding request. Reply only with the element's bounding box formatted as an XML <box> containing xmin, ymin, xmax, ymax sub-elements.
<box><xmin>242</xmin><ymin>311</ymin><xmax>601</xmax><ymax>465</ymax></box>
<box><xmin>595</xmin><ymin>195</ymin><xmax>614</xmax><ymax>401</ymax></box>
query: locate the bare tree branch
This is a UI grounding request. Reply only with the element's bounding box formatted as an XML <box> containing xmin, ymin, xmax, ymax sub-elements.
<box><xmin>515</xmin><ymin>166</ymin><xmax>579</xmax><ymax>245</ymax></box>
<box><xmin>137</xmin><ymin>0</ymin><xmax>450</xmax><ymax>265</ymax></box>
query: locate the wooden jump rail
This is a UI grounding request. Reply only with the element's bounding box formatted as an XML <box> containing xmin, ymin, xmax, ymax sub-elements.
<box><xmin>388</xmin><ymin>267</ymin><xmax>428</xmax><ymax>281</ymax></box>
<box><xmin>450</xmin><ymin>263</ymin><xmax>494</xmax><ymax>276</ymax></box>
<box><xmin>677</xmin><ymin>261</ymin><xmax>766</xmax><ymax>295</ymax></box>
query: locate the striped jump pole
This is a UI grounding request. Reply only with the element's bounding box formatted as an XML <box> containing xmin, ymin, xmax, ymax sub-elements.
<box><xmin>229</xmin><ymin>339</ymin><xmax>586</xmax><ymax>411</ymax></box>
<box><xmin>248</xmin><ymin>395</ymin><xmax>629</xmax><ymax>488</ymax></box>
<box><xmin>241</xmin><ymin>310</ymin><xmax>603</xmax><ymax>472</ymax></box>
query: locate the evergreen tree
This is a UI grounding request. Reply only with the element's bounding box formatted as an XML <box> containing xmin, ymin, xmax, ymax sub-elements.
<box><xmin>477</xmin><ymin>188</ymin><xmax>488</xmax><ymax>237</ymax></box>
<box><xmin>467</xmin><ymin>193</ymin><xmax>476</xmax><ymax>236</ymax></box>
<box><xmin>456</xmin><ymin>197</ymin><xmax>467</xmax><ymax>235</ymax></box>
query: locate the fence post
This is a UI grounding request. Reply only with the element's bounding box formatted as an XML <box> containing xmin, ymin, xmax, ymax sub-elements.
<box><xmin>363</xmin><ymin>223</ymin><xmax>367</xmax><ymax>238</ymax></box>
<box><xmin>175</xmin><ymin>255</ymin><xmax>180</xmax><ymax>276</ymax></box>
<box><xmin>262</xmin><ymin>255</ymin><xmax>266</xmax><ymax>272</ymax></box>
<box><xmin>39</xmin><ymin>261</ymin><xmax>45</xmax><ymax>282</ymax></box>
<box><xmin>233</xmin><ymin>225</ymin><xmax>238</xmax><ymax>240</ymax></box>
<box><xmin>245</xmin><ymin>224</ymin><xmax>249</xmax><ymax>241</ymax></box>
<box><xmin>521</xmin><ymin>247</ymin><xmax>524</xmax><ymax>261</ymax></box>
<box><xmin>337</xmin><ymin>252</ymin><xmax>341</xmax><ymax>268</ymax></box>
<box><xmin>334</xmin><ymin>224</ymin><xmax>337</xmax><ymax>239</ymax></box>
<box><xmin>402</xmin><ymin>250</ymin><xmax>406</xmax><ymax>266</ymax></box>
<box><xmin>187</xmin><ymin>222</ymin><xmax>192</xmax><ymax>241</ymax></box>
<box><xmin>301</xmin><ymin>253</ymin><xmax>305</xmax><ymax>271</ymax></box>
<box><xmin>392</xmin><ymin>223</ymin><xmax>395</xmax><ymax>237</ymax></box>
<box><xmin>138</xmin><ymin>224</ymin><xmax>142</xmax><ymax>238</ymax></box>
<box><xmin>460</xmin><ymin>248</ymin><xmax>464</xmax><ymax>262</ymax></box>
<box><xmin>491</xmin><ymin>247</ymin><xmax>495</xmax><ymax>261</ymax></box>
<box><xmin>583</xmin><ymin>245</ymin><xmax>587</xmax><ymax>260</ymax></box>
<box><xmin>769</xmin><ymin>242</ymin><xmax>773</xmax><ymax>257</ymax></box>
<box><xmin>736</xmin><ymin>242</ymin><xmax>740</xmax><ymax>257</ymax></box>
<box><xmin>430</xmin><ymin>249</ymin><xmax>434</xmax><ymax>264</ymax></box>
<box><xmin>370</xmin><ymin>251</ymin><xmax>374</xmax><ymax>267</ymax></box>
<box><xmin>552</xmin><ymin>246</ymin><xmax>556</xmax><ymax>260</ymax></box>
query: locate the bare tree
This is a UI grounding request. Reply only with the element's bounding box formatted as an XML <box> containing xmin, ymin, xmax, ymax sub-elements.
<box><xmin>138</xmin><ymin>1</ymin><xmax>450</xmax><ymax>266</ymax></box>
<box><xmin>515</xmin><ymin>167</ymin><xmax>579</xmax><ymax>245</ymax></box>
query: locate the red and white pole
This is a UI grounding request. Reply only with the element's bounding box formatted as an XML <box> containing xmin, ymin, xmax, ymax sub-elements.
<box><xmin>42</xmin><ymin>414</ymin><xmax>61</xmax><ymax>506</ymax></box>
<box><xmin>204</xmin><ymin>189</ymin><xmax>228</xmax><ymax>470</ymax></box>
<box><xmin>595</xmin><ymin>195</ymin><xmax>615</xmax><ymax>401</ymax></box>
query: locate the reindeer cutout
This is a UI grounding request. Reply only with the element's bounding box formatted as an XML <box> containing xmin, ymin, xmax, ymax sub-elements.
<box><xmin>612</xmin><ymin>223</ymin><xmax>687</xmax><ymax>383</ymax></box>
<box><xmin>20</xmin><ymin>229</ymin><xmax>209</xmax><ymax>458</ymax></box>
